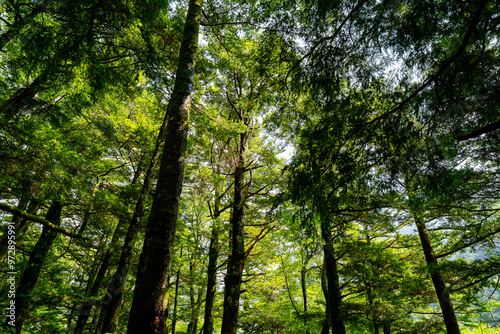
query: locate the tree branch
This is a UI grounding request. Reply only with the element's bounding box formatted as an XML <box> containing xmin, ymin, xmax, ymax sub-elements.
<box><xmin>455</xmin><ymin>119</ymin><xmax>500</xmax><ymax>141</ymax></box>
<box><xmin>436</xmin><ymin>226</ymin><xmax>500</xmax><ymax>259</ymax></box>
<box><xmin>0</xmin><ymin>202</ymin><xmax>87</xmax><ymax>239</ymax></box>
<box><xmin>200</xmin><ymin>20</ymin><xmax>249</xmax><ymax>27</ymax></box>
<box><xmin>323</xmin><ymin>0</ymin><xmax>488</xmax><ymax>174</ymax></box>
<box><xmin>281</xmin><ymin>255</ymin><xmax>302</xmax><ymax>315</ymax></box>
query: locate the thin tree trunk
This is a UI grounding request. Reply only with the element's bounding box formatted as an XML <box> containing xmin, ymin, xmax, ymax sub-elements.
<box><xmin>415</xmin><ymin>218</ymin><xmax>461</xmax><ymax>334</ymax></box>
<box><xmin>321</xmin><ymin>221</ymin><xmax>346</xmax><ymax>334</ymax></box>
<box><xmin>405</xmin><ymin>174</ymin><xmax>461</xmax><ymax>334</ymax></box>
<box><xmin>187</xmin><ymin>260</ymin><xmax>196</xmax><ymax>333</ymax></box>
<box><xmin>221</xmin><ymin>129</ymin><xmax>250</xmax><ymax>334</ymax></box>
<box><xmin>320</xmin><ymin>261</ymin><xmax>330</xmax><ymax>334</ymax></box>
<box><xmin>126</xmin><ymin>0</ymin><xmax>202</xmax><ymax>331</ymax></box>
<box><xmin>187</xmin><ymin>263</ymin><xmax>204</xmax><ymax>334</ymax></box>
<box><xmin>77</xmin><ymin>205</ymin><xmax>92</xmax><ymax>236</ymax></box>
<box><xmin>301</xmin><ymin>251</ymin><xmax>313</xmax><ymax>313</ymax></box>
<box><xmin>171</xmin><ymin>268</ymin><xmax>181</xmax><ymax>334</ymax></box>
<box><xmin>202</xmin><ymin>223</ymin><xmax>219</xmax><ymax>334</ymax></box>
<box><xmin>73</xmin><ymin>251</ymin><xmax>113</xmax><ymax>334</ymax></box>
<box><xmin>86</xmin><ymin>247</ymin><xmax>105</xmax><ymax>299</ymax></box>
<box><xmin>99</xmin><ymin>110</ymin><xmax>168</xmax><ymax>334</ymax></box>
<box><xmin>73</xmin><ymin>217</ymin><xmax>126</xmax><ymax>334</ymax></box>
<box><xmin>364</xmin><ymin>234</ymin><xmax>380</xmax><ymax>334</ymax></box>
<box><xmin>374</xmin><ymin>323</ymin><xmax>380</xmax><ymax>334</ymax></box>
<box><xmin>188</xmin><ymin>294</ymin><xmax>203</xmax><ymax>334</ymax></box>
<box><xmin>12</xmin><ymin>199</ymin><xmax>63</xmax><ymax>333</ymax></box>
<box><xmin>301</xmin><ymin>266</ymin><xmax>308</xmax><ymax>312</ymax></box>
<box><xmin>14</xmin><ymin>200</ymin><xmax>40</xmax><ymax>236</ymax></box>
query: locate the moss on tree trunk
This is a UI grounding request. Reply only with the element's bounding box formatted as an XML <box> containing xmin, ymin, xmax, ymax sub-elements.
<box><xmin>126</xmin><ymin>0</ymin><xmax>202</xmax><ymax>332</ymax></box>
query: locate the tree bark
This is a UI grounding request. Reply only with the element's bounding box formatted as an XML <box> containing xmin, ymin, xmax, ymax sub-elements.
<box><xmin>11</xmin><ymin>199</ymin><xmax>63</xmax><ymax>333</ymax></box>
<box><xmin>220</xmin><ymin>129</ymin><xmax>250</xmax><ymax>334</ymax></box>
<box><xmin>0</xmin><ymin>75</ymin><xmax>45</xmax><ymax>121</ymax></box>
<box><xmin>73</xmin><ymin>248</ymin><xmax>113</xmax><ymax>334</ymax></box>
<box><xmin>403</xmin><ymin>172</ymin><xmax>461</xmax><ymax>333</ymax></box>
<box><xmin>126</xmin><ymin>0</ymin><xmax>202</xmax><ymax>332</ymax></box>
<box><xmin>415</xmin><ymin>218</ymin><xmax>461</xmax><ymax>334</ymax></box>
<box><xmin>202</xmin><ymin>223</ymin><xmax>219</xmax><ymax>334</ymax></box>
<box><xmin>188</xmin><ymin>261</ymin><xmax>196</xmax><ymax>333</ymax></box>
<box><xmin>301</xmin><ymin>266</ymin><xmax>308</xmax><ymax>312</ymax></box>
<box><xmin>15</xmin><ymin>199</ymin><xmax>40</xmax><ymax>235</ymax></box>
<box><xmin>171</xmin><ymin>268</ymin><xmax>181</xmax><ymax>334</ymax></box>
<box><xmin>321</xmin><ymin>220</ymin><xmax>346</xmax><ymax>334</ymax></box>
<box><xmin>301</xmin><ymin>251</ymin><xmax>313</xmax><ymax>313</ymax></box>
<box><xmin>320</xmin><ymin>261</ymin><xmax>331</xmax><ymax>334</ymax></box>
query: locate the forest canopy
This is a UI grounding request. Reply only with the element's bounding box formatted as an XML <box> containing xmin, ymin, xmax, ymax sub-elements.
<box><xmin>0</xmin><ymin>0</ymin><xmax>499</xmax><ymax>333</ymax></box>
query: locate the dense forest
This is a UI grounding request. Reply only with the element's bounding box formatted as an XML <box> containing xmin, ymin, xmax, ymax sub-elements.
<box><xmin>0</xmin><ymin>0</ymin><xmax>499</xmax><ymax>333</ymax></box>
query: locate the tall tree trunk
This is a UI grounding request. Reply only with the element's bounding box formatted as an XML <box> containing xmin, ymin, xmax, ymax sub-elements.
<box><xmin>187</xmin><ymin>260</ymin><xmax>196</xmax><ymax>333</ymax></box>
<box><xmin>321</xmin><ymin>221</ymin><xmax>346</xmax><ymax>334</ymax></box>
<box><xmin>73</xmin><ymin>217</ymin><xmax>126</xmax><ymax>334</ymax></box>
<box><xmin>221</xmin><ymin>129</ymin><xmax>250</xmax><ymax>334</ymax></box>
<box><xmin>99</xmin><ymin>110</ymin><xmax>168</xmax><ymax>334</ymax></box>
<box><xmin>320</xmin><ymin>261</ymin><xmax>331</xmax><ymax>334</ymax></box>
<box><xmin>11</xmin><ymin>199</ymin><xmax>63</xmax><ymax>333</ymax></box>
<box><xmin>73</xmin><ymin>251</ymin><xmax>113</xmax><ymax>334</ymax></box>
<box><xmin>1</xmin><ymin>74</ymin><xmax>46</xmax><ymax>121</ymax></box>
<box><xmin>405</xmin><ymin>174</ymin><xmax>461</xmax><ymax>334</ymax></box>
<box><xmin>202</xmin><ymin>223</ymin><xmax>219</xmax><ymax>334</ymax></box>
<box><xmin>414</xmin><ymin>217</ymin><xmax>461</xmax><ymax>334</ymax></box>
<box><xmin>171</xmin><ymin>268</ymin><xmax>181</xmax><ymax>334</ymax></box>
<box><xmin>126</xmin><ymin>0</ymin><xmax>202</xmax><ymax>332</ymax></box>
<box><xmin>7</xmin><ymin>201</ymin><xmax>41</xmax><ymax>264</ymax></box>
<box><xmin>188</xmin><ymin>296</ymin><xmax>203</xmax><ymax>334</ymax></box>
<box><xmin>364</xmin><ymin>234</ymin><xmax>380</xmax><ymax>334</ymax></box>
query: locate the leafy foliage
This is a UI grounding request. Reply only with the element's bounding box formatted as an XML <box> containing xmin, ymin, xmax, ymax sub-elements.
<box><xmin>0</xmin><ymin>0</ymin><xmax>499</xmax><ymax>333</ymax></box>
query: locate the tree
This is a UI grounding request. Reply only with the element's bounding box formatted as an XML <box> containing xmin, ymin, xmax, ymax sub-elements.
<box><xmin>98</xmin><ymin>98</ymin><xmax>167</xmax><ymax>334</ymax></box>
<box><xmin>126</xmin><ymin>0</ymin><xmax>203</xmax><ymax>332</ymax></box>
<box><xmin>0</xmin><ymin>0</ymin><xmax>143</xmax><ymax>124</ymax></box>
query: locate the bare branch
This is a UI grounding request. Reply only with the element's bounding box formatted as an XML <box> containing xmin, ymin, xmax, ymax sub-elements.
<box><xmin>455</xmin><ymin>119</ymin><xmax>500</xmax><ymax>142</ymax></box>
